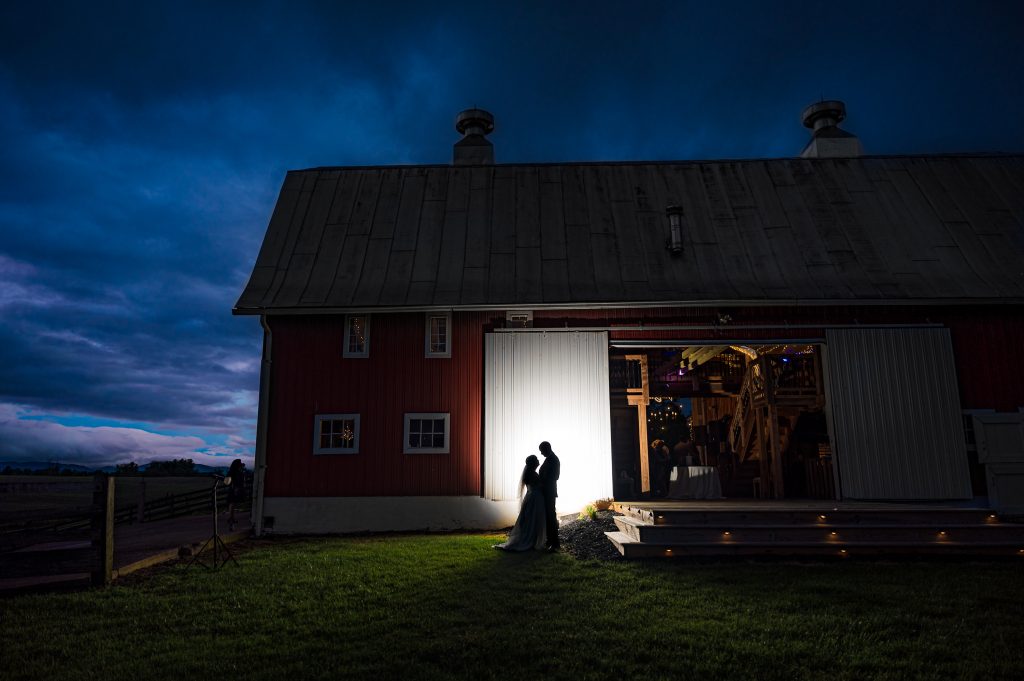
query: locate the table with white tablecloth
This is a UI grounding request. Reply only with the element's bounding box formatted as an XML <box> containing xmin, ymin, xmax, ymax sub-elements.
<box><xmin>667</xmin><ymin>465</ymin><xmax>723</xmax><ymax>499</ymax></box>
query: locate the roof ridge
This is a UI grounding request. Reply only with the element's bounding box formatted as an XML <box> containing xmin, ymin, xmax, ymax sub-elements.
<box><xmin>295</xmin><ymin>152</ymin><xmax>1024</xmax><ymax>173</ymax></box>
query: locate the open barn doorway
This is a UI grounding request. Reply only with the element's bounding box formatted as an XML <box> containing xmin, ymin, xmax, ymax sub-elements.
<box><xmin>609</xmin><ymin>343</ymin><xmax>835</xmax><ymax>501</ymax></box>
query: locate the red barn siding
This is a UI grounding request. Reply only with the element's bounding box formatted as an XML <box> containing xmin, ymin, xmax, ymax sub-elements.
<box><xmin>947</xmin><ymin>312</ymin><xmax>1024</xmax><ymax>411</ymax></box>
<box><xmin>265</xmin><ymin>311</ymin><xmax>497</xmax><ymax>497</ymax></box>
<box><xmin>263</xmin><ymin>303</ymin><xmax>1024</xmax><ymax>498</ymax></box>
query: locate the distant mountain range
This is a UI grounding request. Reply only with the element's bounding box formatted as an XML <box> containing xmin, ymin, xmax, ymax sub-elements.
<box><xmin>0</xmin><ymin>460</ymin><xmax>230</xmax><ymax>474</ymax></box>
<box><xmin>0</xmin><ymin>460</ymin><xmax>97</xmax><ymax>472</ymax></box>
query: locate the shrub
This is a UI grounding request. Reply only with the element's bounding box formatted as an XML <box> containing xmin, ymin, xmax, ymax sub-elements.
<box><xmin>578</xmin><ymin>504</ymin><xmax>598</xmax><ymax>521</ymax></box>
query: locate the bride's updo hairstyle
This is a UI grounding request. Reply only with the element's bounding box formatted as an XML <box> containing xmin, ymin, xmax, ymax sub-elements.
<box><xmin>518</xmin><ymin>455</ymin><xmax>540</xmax><ymax>498</ymax></box>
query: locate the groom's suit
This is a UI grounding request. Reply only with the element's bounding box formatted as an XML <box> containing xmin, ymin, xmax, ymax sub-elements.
<box><xmin>538</xmin><ymin>452</ymin><xmax>561</xmax><ymax>549</ymax></box>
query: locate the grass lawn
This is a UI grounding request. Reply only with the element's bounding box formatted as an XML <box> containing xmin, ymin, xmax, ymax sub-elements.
<box><xmin>2</xmin><ymin>534</ymin><xmax>1022</xmax><ymax>681</ymax></box>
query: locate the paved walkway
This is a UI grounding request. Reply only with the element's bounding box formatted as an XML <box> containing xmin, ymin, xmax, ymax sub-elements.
<box><xmin>0</xmin><ymin>511</ymin><xmax>251</xmax><ymax>593</ymax></box>
<box><xmin>113</xmin><ymin>511</ymin><xmax>251</xmax><ymax>566</ymax></box>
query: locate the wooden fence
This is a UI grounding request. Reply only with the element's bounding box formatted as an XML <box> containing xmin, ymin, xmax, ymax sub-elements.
<box><xmin>1</xmin><ymin>474</ymin><xmax>114</xmax><ymax>585</ymax></box>
<box><xmin>0</xmin><ymin>474</ymin><xmax>252</xmax><ymax>585</ymax></box>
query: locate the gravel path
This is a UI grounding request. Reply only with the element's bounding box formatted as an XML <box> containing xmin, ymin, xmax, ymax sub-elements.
<box><xmin>558</xmin><ymin>510</ymin><xmax>622</xmax><ymax>560</ymax></box>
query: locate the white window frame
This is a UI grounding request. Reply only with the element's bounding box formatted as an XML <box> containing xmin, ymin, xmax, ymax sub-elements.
<box><xmin>343</xmin><ymin>315</ymin><xmax>370</xmax><ymax>358</ymax></box>
<box><xmin>424</xmin><ymin>312</ymin><xmax>452</xmax><ymax>358</ymax></box>
<box><xmin>403</xmin><ymin>413</ymin><xmax>450</xmax><ymax>454</ymax></box>
<box><xmin>313</xmin><ymin>414</ymin><xmax>361</xmax><ymax>455</ymax></box>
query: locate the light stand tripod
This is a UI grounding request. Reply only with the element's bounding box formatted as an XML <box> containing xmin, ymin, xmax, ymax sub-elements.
<box><xmin>188</xmin><ymin>475</ymin><xmax>238</xmax><ymax>570</ymax></box>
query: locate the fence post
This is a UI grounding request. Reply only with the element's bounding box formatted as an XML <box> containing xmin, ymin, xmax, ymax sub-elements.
<box><xmin>91</xmin><ymin>473</ymin><xmax>115</xmax><ymax>586</ymax></box>
<box><xmin>137</xmin><ymin>478</ymin><xmax>146</xmax><ymax>524</ymax></box>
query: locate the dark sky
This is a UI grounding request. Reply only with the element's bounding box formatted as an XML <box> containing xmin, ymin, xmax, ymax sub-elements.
<box><xmin>1</xmin><ymin>1</ymin><xmax>1022</xmax><ymax>468</ymax></box>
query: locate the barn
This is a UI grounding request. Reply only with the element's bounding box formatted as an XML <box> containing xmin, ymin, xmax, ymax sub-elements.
<box><xmin>234</xmin><ymin>104</ymin><xmax>1024</xmax><ymax>544</ymax></box>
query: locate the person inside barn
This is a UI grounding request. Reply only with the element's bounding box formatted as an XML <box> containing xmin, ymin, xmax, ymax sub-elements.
<box><xmin>538</xmin><ymin>441</ymin><xmax>561</xmax><ymax>551</ymax></box>
<box><xmin>615</xmin><ymin>469</ymin><xmax>636</xmax><ymax>499</ymax></box>
<box><xmin>673</xmin><ymin>435</ymin><xmax>697</xmax><ymax>467</ymax></box>
<box><xmin>493</xmin><ymin>455</ymin><xmax>547</xmax><ymax>551</ymax></box>
<box><xmin>649</xmin><ymin>439</ymin><xmax>671</xmax><ymax>497</ymax></box>
<box><xmin>225</xmin><ymin>459</ymin><xmax>247</xmax><ymax>531</ymax></box>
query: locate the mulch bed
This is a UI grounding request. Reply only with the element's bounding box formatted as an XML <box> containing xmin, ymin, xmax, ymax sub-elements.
<box><xmin>558</xmin><ymin>510</ymin><xmax>622</xmax><ymax>560</ymax></box>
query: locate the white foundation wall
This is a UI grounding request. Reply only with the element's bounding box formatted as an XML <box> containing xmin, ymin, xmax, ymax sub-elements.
<box><xmin>261</xmin><ymin>496</ymin><xmax>523</xmax><ymax>534</ymax></box>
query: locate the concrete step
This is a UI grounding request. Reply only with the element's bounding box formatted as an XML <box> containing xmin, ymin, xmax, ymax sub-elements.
<box><xmin>604</xmin><ymin>531</ymin><xmax>640</xmax><ymax>556</ymax></box>
<box><xmin>604</xmin><ymin>531</ymin><xmax>1024</xmax><ymax>559</ymax></box>
<box><xmin>612</xmin><ymin>515</ymin><xmax>1024</xmax><ymax>545</ymax></box>
<box><xmin>613</xmin><ymin>504</ymin><xmax>997</xmax><ymax>527</ymax></box>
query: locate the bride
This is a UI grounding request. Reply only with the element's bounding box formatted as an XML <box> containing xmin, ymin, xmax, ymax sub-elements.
<box><xmin>494</xmin><ymin>455</ymin><xmax>548</xmax><ymax>551</ymax></box>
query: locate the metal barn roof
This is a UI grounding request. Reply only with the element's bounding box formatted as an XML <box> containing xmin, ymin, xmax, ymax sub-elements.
<box><xmin>234</xmin><ymin>155</ymin><xmax>1024</xmax><ymax>313</ymax></box>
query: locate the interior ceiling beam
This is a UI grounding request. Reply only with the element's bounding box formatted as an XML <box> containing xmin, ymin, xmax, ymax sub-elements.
<box><xmin>679</xmin><ymin>347</ymin><xmax>700</xmax><ymax>362</ymax></box>
<box><xmin>730</xmin><ymin>345</ymin><xmax>759</xmax><ymax>360</ymax></box>
<box><xmin>687</xmin><ymin>345</ymin><xmax>727</xmax><ymax>367</ymax></box>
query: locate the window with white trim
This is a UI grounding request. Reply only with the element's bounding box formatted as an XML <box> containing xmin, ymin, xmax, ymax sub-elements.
<box><xmin>314</xmin><ymin>414</ymin><xmax>360</xmax><ymax>454</ymax></box>
<box><xmin>344</xmin><ymin>315</ymin><xmax>369</xmax><ymax>358</ymax></box>
<box><xmin>425</xmin><ymin>313</ymin><xmax>451</xmax><ymax>358</ymax></box>
<box><xmin>403</xmin><ymin>413</ymin><xmax>450</xmax><ymax>454</ymax></box>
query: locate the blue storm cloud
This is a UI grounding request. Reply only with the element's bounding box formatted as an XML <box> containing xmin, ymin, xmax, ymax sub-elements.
<box><xmin>0</xmin><ymin>1</ymin><xmax>1022</xmax><ymax>466</ymax></box>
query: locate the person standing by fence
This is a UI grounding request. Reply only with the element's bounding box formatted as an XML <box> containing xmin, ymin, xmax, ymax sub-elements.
<box><xmin>226</xmin><ymin>459</ymin><xmax>246</xmax><ymax>531</ymax></box>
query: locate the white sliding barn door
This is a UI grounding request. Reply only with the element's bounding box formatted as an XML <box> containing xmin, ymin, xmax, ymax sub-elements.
<box><xmin>824</xmin><ymin>328</ymin><xmax>971</xmax><ymax>499</ymax></box>
<box><xmin>484</xmin><ymin>331</ymin><xmax>613</xmax><ymax>511</ymax></box>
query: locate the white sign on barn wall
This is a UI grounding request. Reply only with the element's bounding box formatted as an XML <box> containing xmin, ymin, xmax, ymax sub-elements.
<box><xmin>484</xmin><ymin>331</ymin><xmax>614</xmax><ymax>512</ymax></box>
<box><xmin>973</xmin><ymin>411</ymin><xmax>1024</xmax><ymax>513</ymax></box>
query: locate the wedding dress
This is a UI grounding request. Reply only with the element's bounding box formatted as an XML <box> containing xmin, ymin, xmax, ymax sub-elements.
<box><xmin>494</xmin><ymin>471</ymin><xmax>548</xmax><ymax>551</ymax></box>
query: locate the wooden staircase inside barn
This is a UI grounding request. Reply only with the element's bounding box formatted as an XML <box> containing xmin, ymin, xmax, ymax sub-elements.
<box><xmin>726</xmin><ymin>352</ymin><xmax>827</xmax><ymax>499</ymax></box>
<box><xmin>605</xmin><ymin>502</ymin><xmax>1024</xmax><ymax>558</ymax></box>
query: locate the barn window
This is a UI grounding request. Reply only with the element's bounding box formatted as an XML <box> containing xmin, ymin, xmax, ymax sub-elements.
<box><xmin>314</xmin><ymin>414</ymin><xmax>360</xmax><ymax>454</ymax></box>
<box><xmin>403</xmin><ymin>413</ymin><xmax>450</xmax><ymax>454</ymax></box>
<box><xmin>425</xmin><ymin>313</ymin><xmax>451</xmax><ymax>358</ymax></box>
<box><xmin>344</xmin><ymin>315</ymin><xmax>370</xmax><ymax>358</ymax></box>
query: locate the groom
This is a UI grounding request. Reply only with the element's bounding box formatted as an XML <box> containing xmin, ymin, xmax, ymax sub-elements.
<box><xmin>538</xmin><ymin>441</ymin><xmax>561</xmax><ymax>552</ymax></box>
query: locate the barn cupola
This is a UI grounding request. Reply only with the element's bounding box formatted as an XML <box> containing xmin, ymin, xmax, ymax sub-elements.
<box><xmin>453</xmin><ymin>108</ymin><xmax>495</xmax><ymax>165</ymax></box>
<box><xmin>799</xmin><ymin>100</ymin><xmax>864</xmax><ymax>158</ymax></box>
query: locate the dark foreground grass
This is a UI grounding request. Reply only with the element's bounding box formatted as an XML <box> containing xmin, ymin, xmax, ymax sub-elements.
<box><xmin>2</xmin><ymin>535</ymin><xmax>1022</xmax><ymax>681</ymax></box>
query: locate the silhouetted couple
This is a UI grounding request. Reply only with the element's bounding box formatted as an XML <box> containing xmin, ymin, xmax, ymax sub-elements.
<box><xmin>495</xmin><ymin>441</ymin><xmax>561</xmax><ymax>552</ymax></box>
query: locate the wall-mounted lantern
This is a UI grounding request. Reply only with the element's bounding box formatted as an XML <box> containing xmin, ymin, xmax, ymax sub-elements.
<box><xmin>665</xmin><ymin>204</ymin><xmax>684</xmax><ymax>255</ymax></box>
